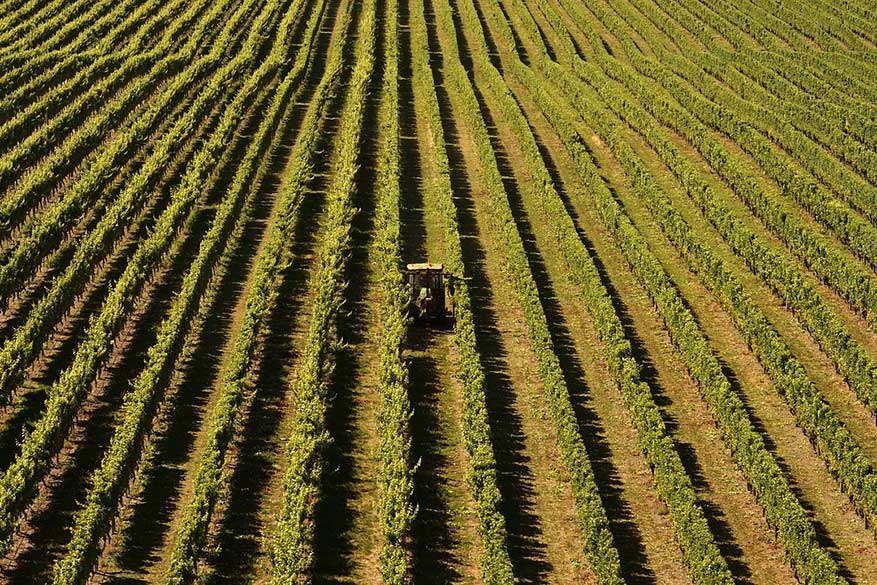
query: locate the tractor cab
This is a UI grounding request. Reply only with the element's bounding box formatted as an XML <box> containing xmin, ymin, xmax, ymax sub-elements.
<box><xmin>405</xmin><ymin>263</ymin><xmax>454</xmax><ymax>322</ymax></box>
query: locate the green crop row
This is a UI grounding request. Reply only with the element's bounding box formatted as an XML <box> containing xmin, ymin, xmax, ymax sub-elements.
<box><xmin>538</xmin><ymin>0</ymin><xmax>877</xmax><ymax>416</ymax></box>
<box><xmin>768</xmin><ymin>49</ymin><xmax>877</xmax><ymax>108</ymax></box>
<box><xmin>4</xmin><ymin>0</ymin><xmax>122</xmax><ymax>57</ymax></box>
<box><xmin>0</xmin><ymin>51</ymin><xmax>145</xmax><ymax>137</ymax></box>
<box><xmin>610</xmin><ymin>4</ymin><xmax>877</xmax><ymax>225</ymax></box>
<box><xmin>0</xmin><ymin>0</ymin><xmax>93</xmax><ymax>57</ymax></box>
<box><xmin>521</xmin><ymin>60</ymin><xmax>846</xmax><ymax>584</ymax></box>
<box><xmin>505</xmin><ymin>6</ymin><xmax>862</xmax><ymax>582</ymax></box>
<box><xmin>618</xmin><ymin>18</ymin><xmax>877</xmax><ymax>319</ymax></box>
<box><xmin>0</xmin><ymin>0</ymin><xmax>50</xmax><ymax>43</ymax></box>
<box><xmin>0</xmin><ymin>48</ymin><xmax>95</xmax><ymax>103</ymax></box>
<box><xmin>0</xmin><ymin>0</ymin><xmax>279</xmax><ymax>407</ymax></box>
<box><xmin>713</xmin><ymin>4</ymin><xmax>874</xmax><ymax>73</ymax></box>
<box><xmin>611</xmin><ymin>0</ymin><xmax>874</xmax><ymax>173</ymax></box>
<box><xmin>371</xmin><ymin>0</ymin><xmax>417</xmax><ymax>581</ymax></box>
<box><xmin>0</xmin><ymin>0</ymin><xmax>183</xmax><ymax>116</ymax></box>
<box><xmin>637</xmin><ymin>55</ymin><xmax>877</xmax><ymax>276</ymax></box>
<box><xmin>677</xmin><ymin>52</ymin><xmax>877</xmax><ymax>206</ymax></box>
<box><xmin>0</xmin><ymin>0</ymin><xmax>239</xmax><ymax>237</ymax></box>
<box><xmin>0</xmin><ymin>0</ymin><xmax>289</xmax><ymax>558</ymax></box>
<box><xmin>408</xmin><ymin>0</ymin><xmax>514</xmax><ymax>580</ymax></box>
<box><xmin>0</xmin><ymin>0</ymin><xmax>195</xmax><ymax>153</ymax></box>
<box><xmin>548</xmin><ymin>0</ymin><xmax>877</xmax><ymax>410</ymax></box>
<box><xmin>553</xmin><ymin>0</ymin><xmax>877</xmax><ymax>546</ymax></box>
<box><xmin>610</xmin><ymin>81</ymin><xmax>877</xmax><ymax>510</ymax></box>
<box><xmin>729</xmin><ymin>50</ymin><xmax>877</xmax><ymax>150</ymax></box>
<box><xmin>570</xmin><ymin>42</ymin><xmax>877</xmax><ymax>416</ymax></box>
<box><xmin>449</xmin><ymin>0</ymin><xmax>632</xmax><ymax>582</ymax></box>
<box><xmin>0</xmin><ymin>0</ymin><xmax>159</xmax><ymax>82</ymax></box>
<box><xmin>789</xmin><ymin>0</ymin><xmax>876</xmax><ymax>47</ymax></box>
<box><xmin>729</xmin><ymin>0</ymin><xmax>839</xmax><ymax>50</ymax></box>
<box><xmin>48</xmin><ymin>2</ymin><xmax>324</xmax><ymax>583</ymax></box>
<box><xmin>269</xmin><ymin>0</ymin><xmax>375</xmax><ymax>581</ymax></box>
<box><xmin>0</xmin><ymin>0</ymin><xmax>241</xmax><ymax>276</ymax></box>
<box><xmin>162</xmin><ymin>3</ymin><xmax>350</xmax><ymax>582</ymax></box>
<box><xmin>541</xmin><ymin>0</ymin><xmax>877</xmax><ymax>544</ymax></box>
<box><xmin>599</xmin><ymin>0</ymin><xmax>877</xmax><ymax>150</ymax></box>
<box><xmin>480</xmin><ymin>1</ymin><xmax>739</xmax><ymax>582</ymax></box>
<box><xmin>741</xmin><ymin>50</ymin><xmax>877</xmax><ymax>137</ymax></box>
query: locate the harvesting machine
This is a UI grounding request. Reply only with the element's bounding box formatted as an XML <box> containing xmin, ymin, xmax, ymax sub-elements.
<box><xmin>405</xmin><ymin>262</ymin><xmax>455</xmax><ymax>322</ymax></box>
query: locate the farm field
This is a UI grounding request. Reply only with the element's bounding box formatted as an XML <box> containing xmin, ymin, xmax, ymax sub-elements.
<box><xmin>0</xmin><ymin>0</ymin><xmax>876</xmax><ymax>583</ymax></box>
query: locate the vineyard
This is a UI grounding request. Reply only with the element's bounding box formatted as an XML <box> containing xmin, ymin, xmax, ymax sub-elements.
<box><xmin>0</xmin><ymin>0</ymin><xmax>876</xmax><ymax>583</ymax></box>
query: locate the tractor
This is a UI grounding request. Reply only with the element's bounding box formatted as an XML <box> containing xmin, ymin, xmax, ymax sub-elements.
<box><xmin>405</xmin><ymin>262</ymin><xmax>455</xmax><ymax>322</ymax></box>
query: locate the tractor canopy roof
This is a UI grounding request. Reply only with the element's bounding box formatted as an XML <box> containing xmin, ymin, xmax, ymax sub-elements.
<box><xmin>406</xmin><ymin>262</ymin><xmax>444</xmax><ymax>271</ymax></box>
